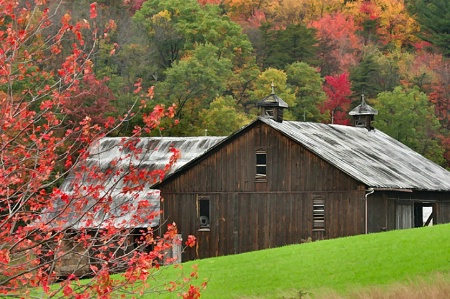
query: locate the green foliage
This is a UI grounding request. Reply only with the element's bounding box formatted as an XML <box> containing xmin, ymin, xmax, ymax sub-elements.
<box><xmin>410</xmin><ymin>0</ymin><xmax>450</xmax><ymax>57</ymax></box>
<box><xmin>250</xmin><ymin>68</ymin><xmax>296</xmax><ymax>119</ymax></box>
<box><xmin>350</xmin><ymin>52</ymin><xmax>384</xmax><ymax>99</ymax></box>
<box><xmin>285</xmin><ymin>61</ymin><xmax>327</xmax><ymax>122</ymax></box>
<box><xmin>133</xmin><ymin>0</ymin><xmax>256</xmax><ymax>76</ymax></box>
<box><xmin>199</xmin><ymin>96</ymin><xmax>252</xmax><ymax>136</ymax></box>
<box><xmin>373</xmin><ymin>86</ymin><xmax>445</xmax><ymax>165</ymax></box>
<box><xmin>371</xmin><ymin>49</ymin><xmax>406</xmax><ymax>93</ymax></box>
<box><xmin>261</xmin><ymin>23</ymin><xmax>319</xmax><ymax>70</ymax></box>
<box><xmin>350</xmin><ymin>47</ymin><xmax>414</xmax><ymax>104</ymax></box>
<box><xmin>131</xmin><ymin>0</ymin><xmax>258</xmax><ymax>133</ymax></box>
<box><xmin>155</xmin><ymin>43</ymin><xmax>233</xmax><ymax>135</ymax></box>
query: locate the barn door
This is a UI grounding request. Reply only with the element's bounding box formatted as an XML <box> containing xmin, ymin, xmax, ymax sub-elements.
<box><xmin>414</xmin><ymin>202</ymin><xmax>435</xmax><ymax>227</ymax></box>
<box><xmin>396</xmin><ymin>203</ymin><xmax>413</xmax><ymax>229</ymax></box>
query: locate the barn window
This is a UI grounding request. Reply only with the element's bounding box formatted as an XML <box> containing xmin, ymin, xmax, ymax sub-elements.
<box><xmin>313</xmin><ymin>198</ymin><xmax>325</xmax><ymax>231</ymax></box>
<box><xmin>256</xmin><ymin>150</ymin><xmax>267</xmax><ymax>181</ymax></box>
<box><xmin>264</xmin><ymin>107</ymin><xmax>274</xmax><ymax>117</ymax></box>
<box><xmin>198</xmin><ymin>196</ymin><xmax>210</xmax><ymax>231</ymax></box>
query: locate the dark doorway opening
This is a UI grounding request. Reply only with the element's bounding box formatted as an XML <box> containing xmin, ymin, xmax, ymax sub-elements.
<box><xmin>414</xmin><ymin>202</ymin><xmax>434</xmax><ymax>228</ymax></box>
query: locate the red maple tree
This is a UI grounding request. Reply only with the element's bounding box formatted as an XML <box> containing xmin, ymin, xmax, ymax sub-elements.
<box><xmin>0</xmin><ymin>1</ymin><xmax>203</xmax><ymax>297</ymax></box>
<box><xmin>321</xmin><ymin>72</ymin><xmax>353</xmax><ymax>125</ymax></box>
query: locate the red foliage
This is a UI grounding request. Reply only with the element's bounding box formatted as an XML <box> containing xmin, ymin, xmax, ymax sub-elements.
<box><xmin>60</xmin><ymin>74</ymin><xmax>116</xmax><ymax>127</ymax></box>
<box><xmin>185</xmin><ymin>235</ymin><xmax>197</xmax><ymax>248</ymax></box>
<box><xmin>359</xmin><ymin>1</ymin><xmax>378</xmax><ymax>20</ymax></box>
<box><xmin>0</xmin><ymin>1</ymin><xmax>201</xmax><ymax>297</ymax></box>
<box><xmin>310</xmin><ymin>13</ymin><xmax>362</xmax><ymax>74</ymax></box>
<box><xmin>321</xmin><ymin>73</ymin><xmax>352</xmax><ymax>125</ymax></box>
<box><xmin>351</xmin><ymin>1</ymin><xmax>382</xmax><ymax>45</ymax></box>
<box><xmin>124</xmin><ymin>0</ymin><xmax>145</xmax><ymax>13</ymax></box>
<box><xmin>90</xmin><ymin>2</ymin><xmax>98</xmax><ymax>19</ymax></box>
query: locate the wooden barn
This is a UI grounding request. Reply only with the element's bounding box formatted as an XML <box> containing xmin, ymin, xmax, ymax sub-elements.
<box><xmin>55</xmin><ymin>91</ymin><xmax>450</xmax><ymax>265</ymax></box>
<box><xmin>153</xmin><ymin>93</ymin><xmax>450</xmax><ymax>261</ymax></box>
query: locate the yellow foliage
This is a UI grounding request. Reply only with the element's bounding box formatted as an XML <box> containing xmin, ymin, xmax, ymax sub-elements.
<box><xmin>152</xmin><ymin>10</ymin><xmax>172</xmax><ymax>23</ymax></box>
<box><xmin>267</xmin><ymin>0</ymin><xmax>345</xmax><ymax>25</ymax></box>
<box><xmin>343</xmin><ymin>0</ymin><xmax>420</xmax><ymax>48</ymax></box>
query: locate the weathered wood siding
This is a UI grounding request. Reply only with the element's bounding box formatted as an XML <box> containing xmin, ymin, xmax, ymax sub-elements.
<box><xmin>159</xmin><ymin>123</ymin><xmax>366</xmax><ymax>261</ymax></box>
<box><xmin>367</xmin><ymin>191</ymin><xmax>450</xmax><ymax>232</ymax></box>
<box><xmin>367</xmin><ymin>193</ymin><xmax>396</xmax><ymax>233</ymax></box>
<box><xmin>162</xmin><ymin>123</ymin><xmax>360</xmax><ymax>193</ymax></box>
<box><xmin>161</xmin><ymin>191</ymin><xmax>364</xmax><ymax>261</ymax></box>
<box><xmin>439</xmin><ymin>201</ymin><xmax>450</xmax><ymax>224</ymax></box>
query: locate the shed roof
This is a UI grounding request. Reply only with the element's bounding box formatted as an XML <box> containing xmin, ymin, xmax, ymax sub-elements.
<box><xmin>46</xmin><ymin>136</ymin><xmax>225</xmax><ymax>229</ymax></box>
<box><xmin>260</xmin><ymin>118</ymin><xmax>450</xmax><ymax>191</ymax></box>
<box><xmin>84</xmin><ymin>136</ymin><xmax>225</xmax><ymax>179</ymax></box>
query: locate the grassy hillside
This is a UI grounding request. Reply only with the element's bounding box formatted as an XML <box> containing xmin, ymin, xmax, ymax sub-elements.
<box><xmin>156</xmin><ymin>224</ymin><xmax>450</xmax><ymax>298</ymax></box>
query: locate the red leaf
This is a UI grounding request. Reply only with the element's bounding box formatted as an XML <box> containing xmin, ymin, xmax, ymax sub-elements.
<box><xmin>185</xmin><ymin>235</ymin><xmax>196</xmax><ymax>248</ymax></box>
<box><xmin>134</xmin><ymin>79</ymin><xmax>142</xmax><ymax>94</ymax></box>
<box><xmin>39</xmin><ymin>100</ymin><xmax>53</xmax><ymax>110</ymax></box>
<box><xmin>61</xmin><ymin>13</ymin><xmax>71</xmax><ymax>25</ymax></box>
<box><xmin>147</xmin><ymin>86</ymin><xmax>155</xmax><ymax>99</ymax></box>
<box><xmin>90</xmin><ymin>2</ymin><xmax>97</xmax><ymax>19</ymax></box>
<box><xmin>63</xmin><ymin>285</ymin><xmax>73</xmax><ymax>297</ymax></box>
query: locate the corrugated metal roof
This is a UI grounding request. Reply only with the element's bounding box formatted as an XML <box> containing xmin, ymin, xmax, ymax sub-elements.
<box><xmin>46</xmin><ymin>136</ymin><xmax>225</xmax><ymax>229</ymax></box>
<box><xmin>84</xmin><ymin>136</ymin><xmax>226</xmax><ymax>182</ymax></box>
<box><xmin>260</xmin><ymin>118</ymin><xmax>450</xmax><ymax>191</ymax></box>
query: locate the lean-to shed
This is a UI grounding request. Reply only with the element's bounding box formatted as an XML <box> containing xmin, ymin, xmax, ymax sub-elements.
<box><xmin>43</xmin><ymin>136</ymin><xmax>224</xmax><ymax>274</ymax></box>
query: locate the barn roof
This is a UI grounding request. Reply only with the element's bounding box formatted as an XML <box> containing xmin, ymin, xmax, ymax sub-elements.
<box><xmin>84</xmin><ymin>136</ymin><xmax>225</xmax><ymax>178</ymax></box>
<box><xmin>157</xmin><ymin>118</ymin><xmax>450</xmax><ymax>192</ymax></box>
<box><xmin>46</xmin><ymin>136</ymin><xmax>224</xmax><ymax>229</ymax></box>
<box><xmin>259</xmin><ymin>118</ymin><xmax>450</xmax><ymax>191</ymax></box>
<box><xmin>52</xmin><ymin>117</ymin><xmax>450</xmax><ymax>230</ymax></box>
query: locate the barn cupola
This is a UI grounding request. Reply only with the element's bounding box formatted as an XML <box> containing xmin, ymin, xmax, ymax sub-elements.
<box><xmin>349</xmin><ymin>94</ymin><xmax>378</xmax><ymax>130</ymax></box>
<box><xmin>257</xmin><ymin>82</ymin><xmax>289</xmax><ymax>123</ymax></box>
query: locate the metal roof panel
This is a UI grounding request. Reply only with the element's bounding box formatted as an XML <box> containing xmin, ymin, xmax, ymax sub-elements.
<box><xmin>260</xmin><ymin>118</ymin><xmax>450</xmax><ymax>191</ymax></box>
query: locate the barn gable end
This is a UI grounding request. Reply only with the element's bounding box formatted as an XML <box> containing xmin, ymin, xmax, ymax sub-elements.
<box><xmin>155</xmin><ymin>117</ymin><xmax>450</xmax><ymax>261</ymax></box>
<box><xmin>157</xmin><ymin>121</ymin><xmax>366</xmax><ymax>260</ymax></box>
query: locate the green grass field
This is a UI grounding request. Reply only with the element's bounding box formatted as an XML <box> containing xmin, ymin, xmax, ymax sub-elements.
<box><xmin>30</xmin><ymin>224</ymin><xmax>450</xmax><ymax>298</ymax></box>
<box><xmin>152</xmin><ymin>223</ymin><xmax>450</xmax><ymax>299</ymax></box>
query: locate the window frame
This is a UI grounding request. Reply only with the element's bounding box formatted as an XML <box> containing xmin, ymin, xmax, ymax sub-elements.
<box><xmin>255</xmin><ymin>149</ymin><xmax>267</xmax><ymax>182</ymax></box>
<box><xmin>313</xmin><ymin>198</ymin><xmax>325</xmax><ymax>232</ymax></box>
<box><xmin>197</xmin><ymin>195</ymin><xmax>211</xmax><ymax>231</ymax></box>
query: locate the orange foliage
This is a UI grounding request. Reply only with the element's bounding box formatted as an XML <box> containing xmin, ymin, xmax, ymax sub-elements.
<box><xmin>343</xmin><ymin>0</ymin><xmax>419</xmax><ymax>47</ymax></box>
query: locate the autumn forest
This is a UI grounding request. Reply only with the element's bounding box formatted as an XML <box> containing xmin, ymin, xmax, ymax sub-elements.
<box><xmin>1</xmin><ymin>0</ymin><xmax>450</xmax><ymax>296</ymax></box>
<box><xmin>5</xmin><ymin>0</ymin><xmax>450</xmax><ymax>165</ymax></box>
<box><xmin>55</xmin><ymin>0</ymin><xmax>446</xmax><ymax>167</ymax></box>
